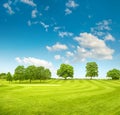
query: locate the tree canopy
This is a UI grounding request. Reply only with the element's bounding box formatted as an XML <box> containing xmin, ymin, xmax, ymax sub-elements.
<box><xmin>0</xmin><ymin>73</ymin><xmax>7</xmax><ymax>79</ymax></box>
<box><xmin>107</xmin><ymin>69</ymin><xmax>120</xmax><ymax>80</ymax></box>
<box><xmin>57</xmin><ymin>63</ymin><xmax>74</xmax><ymax>79</ymax></box>
<box><xmin>36</xmin><ymin>66</ymin><xmax>45</xmax><ymax>82</ymax></box>
<box><xmin>35</xmin><ymin>66</ymin><xmax>51</xmax><ymax>82</ymax></box>
<box><xmin>12</xmin><ymin>65</ymin><xmax>51</xmax><ymax>83</ymax></box>
<box><xmin>85</xmin><ymin>62</ymin><xmax>98</xmax><ymax>79</ymax></box>
<box><xmin>6</xmin><ymin>72</ymin><xmax>12</xmax><ymax>82</ymax></box>
<box><xmin>2</xmin><ymin>63</ymin><xmax>120</xmax><ymax>82</ymax></box>
<box><xmin>25</xmin><ymin>65</ymin><xmax>36</xmax><ymax>83</ymax></box>
<box><xmin>44</xmin><ymin>68</ymin><xmax>51</xmax><ymax>80</ymax></box>
<box><xmin>13</xmin><ymin>65</ymin><xmax>25</xmax><ymax>82</ymax></box>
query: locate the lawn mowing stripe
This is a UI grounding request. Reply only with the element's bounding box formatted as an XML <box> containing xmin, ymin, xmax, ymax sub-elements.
<box><xmin>0</xmin><ymin>80</ymin><xmax>120</xmax><ymax>115</ymax></box>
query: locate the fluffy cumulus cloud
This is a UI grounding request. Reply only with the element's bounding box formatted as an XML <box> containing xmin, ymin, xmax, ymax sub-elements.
<box><xmin>59</xmin><ymin>31</ymin><xmax>73</xmax><ymax>38</ymax></box>
<box><xmin>3</xmin><ymin>1</ymin><xmax>14</xmax><ymax>15</ymax></box>
<box><xmin>74</xmin><ymin>46</ymin><xmax>92</xmax><ymax>62</ymax></box>
<box><xmin>46</xmin><ymin>42</ymin><xmax>68</xmax><ymax>51</ymax></box>
<box><xmin>15</xmin><ymin>57</ymin><xmax>57</xmax><ymax>77</ymax></box>
<box><xmin>15</xmin><ymin>57</ymin><xmax>53</xmax><ymax>69</ymax></box>
<box><xmin>21</xmin><ymin>0</ymin><xmax>36</xmax><ymax>7</ymax></box>
<box><xmin>16</xmin><ymin>57</ymin><xmax>22</xmax><ymax>63</ymax></box>
<box><xmin>54</xmin><ymin>55</ymin><xmax>61</xmax><ymax>60</ymax></box>
<box><xmin>74</xmin><ymin>32</ymin><xmax>114</xmax><ymax>61</ymax></box>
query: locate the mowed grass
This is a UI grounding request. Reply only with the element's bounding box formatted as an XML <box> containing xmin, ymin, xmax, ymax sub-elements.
<box><xmin>0</xmin><ymin>79</ymin><xmax>120</xmax><ymax>115</ymax></box>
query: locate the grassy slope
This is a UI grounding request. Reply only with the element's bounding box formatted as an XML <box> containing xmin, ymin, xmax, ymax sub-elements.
<box><xmin>0</xmin><ymin>80</ymin><xmax>120</xmax><ymax>115</ymax></box>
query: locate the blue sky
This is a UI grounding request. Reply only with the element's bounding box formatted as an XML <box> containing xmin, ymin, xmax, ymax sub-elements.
<box><xmin>0</xmin><ymin>0</ymin><xmax>120</xmax><ymax>78</ymax></box>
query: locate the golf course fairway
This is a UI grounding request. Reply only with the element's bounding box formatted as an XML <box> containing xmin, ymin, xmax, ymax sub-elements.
<box><xmin>0</xmin><ymin>80</ymin><xmax>120</xmax><ymax>115</ymax></box>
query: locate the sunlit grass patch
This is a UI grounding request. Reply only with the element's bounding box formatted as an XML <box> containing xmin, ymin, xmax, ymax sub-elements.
<box><xmin>0</xmin><ymin>79</ymin><xmax>120</xmax><ymax>115</ymax></box>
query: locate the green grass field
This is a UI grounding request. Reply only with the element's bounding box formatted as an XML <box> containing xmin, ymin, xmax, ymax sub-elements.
<box><xmin>0</xmin><ymin>79</ymin><xmax>120</xmax><ymax>115</ymax></box>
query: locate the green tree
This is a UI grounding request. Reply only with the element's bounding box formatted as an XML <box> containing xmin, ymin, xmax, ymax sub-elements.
<box><xmin>0</xmin><ymin>73</ymin><xmax>7</xmax><ymax>79</ymax></box>
<box><xmin>44</xmin><ymin>68</ymin><xmax>51</xmax><ymax>80</ymax></box>
<box><xmin>6</xmin><ymin>72</ymin><xmax>12</xmax><ymax>83</ymax></box>
<box><xmin>86</xmin><ymin>62</ymin><xmax>98</xmax><ymax>79</ymax></box>
<box><xmin>57</xmin><ymin>63</ymin><xmax>74</xmax><ymax>79</ymax></box>
<box><xmin>13</xmin><ymin>65</ymin><xmax>25</xmax><ymax>82</ymax></box>
<box><xmin>36</xmin><ymin>66</ymin><xmax>45</xmax><ymax>82</ymax></box>
<box><xmin>36</xmin><ymin>67</ymin><xmax>51</xmax><ymax>82</ymax></box>
<box><xmin>26</xmin><ymin>65</ymin><xmax>36</xmax><ymax>83</ymax></box>
<box><xmin>107</xmin><ymin>69</ymin><xmax>120</xmax><ymax>80</ymax></box>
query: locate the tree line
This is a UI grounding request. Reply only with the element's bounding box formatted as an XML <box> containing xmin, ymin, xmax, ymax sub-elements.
<box><xmin>0</xmin><ymin>65</ymin><xmax>51</xmax><ymax>83</ymax></box>
<box><xmin>0</xmin><ymin>62</ymin><xmax>120</xmax><ymax>82</ymax></box>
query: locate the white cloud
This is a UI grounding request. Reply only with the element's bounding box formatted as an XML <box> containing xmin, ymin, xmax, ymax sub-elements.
<box><xmin>53</xmin><ymin>27</ymin><xmax>61</xmax><ymax>32</ymax></box>
<box><xmin>46</xmin><ymin>42</ymin><xmax>68</xmax><ymax>51</ymax></box>
<box><xmin>70</xmin><ymin>45</ymin><xmax>75</xmax><ymax>48</ymax></box>
<box><xmin>54</xmin><ymin>55</ymin><xmax>61</xmax><ymax>60</ymax></box>
<box><xmin>65</xmin><ymin>0</ymin><xmax>79</xmax><ymax>15</ymax></box>
<box><xmin>65</xmin><ymin>8</ymin><xmax>72</xmax><ymax>15</ymax></box>
<box><xmin>40</xmin><ymin>21</ymin><xmax>49</xmax><ymax>32</ymax></box>
<box><xmin>15</xmin><ymin>57</ymin><xmax>53</xmax><ymax>69</ymax></box>
<box><xmin>104</xmin><ymin>33</ymin><xmax>115</xmax><ymax>41</ymax></box>
<box><xmin>74</xmin><ymin>32</ymin><xmax>114</xmax><ymax>61</ymax></box>
<box><xmin>15</xmin><ymin>57</ymin><xmax>22</xmax><ymax>63</ymax></box>
<box><xmin>27</xmin><ymin>20</ymin><xmax>39</xmax><ymax>26</ymax></box>
<box><xmin>21</xmin><ymin>0</ymin><xmax>36</xmax><ymax>7</ymax></box>
<box><xmin>74</xmin><ymin>46</ymin><xmax>92</xmax><ymax>62</ymax></box>
<box><xmin>3</xmin><ymin>1</ymin><xmax>14</xmax><ymax>15</ymax></box>
<box><xmin>66</xmin><ymin>51</ymin><xmax>74</xmax><ymax>57</ymax></box>
<box><xmin>96</xmin><ymin>19</ymin><xmax>112</xmax><ymax>31</ymax></box>
<box><xmin>66</xmin><ymin>0</ymin><xmax>79</xmax><ymax>8</ymax></box>
<box><xmin>45</xmin><ymin>6</ymin><xmax>49</xmax><ymax>11</ymax></box>
<box><xmin>15</xmin><ymin>57</ymin><xmax>57</xmax><ymax>77</ymax></box>
<box><xmin>59</xmin><ymin>31</ymin><xmax>73</xmax><ymax>38</ymax></box>
<box><xmin>91</xmin><ymin>19</ymin><xmax>112</xmax><ymax>37</ymax></box>
<box><xmin>94</xmin><ymin>31</ymin><xmax>104</xmax><ymax>36</ymax></box>
<box><xmin>27</xmin><ymin>20</ymin><xmax>32</xmax><ymax>26</ymax></box>
<box><xmin>31</xmin><ymin>9</ymin><xmax>38</xmax><ymax>18</ymax></box>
